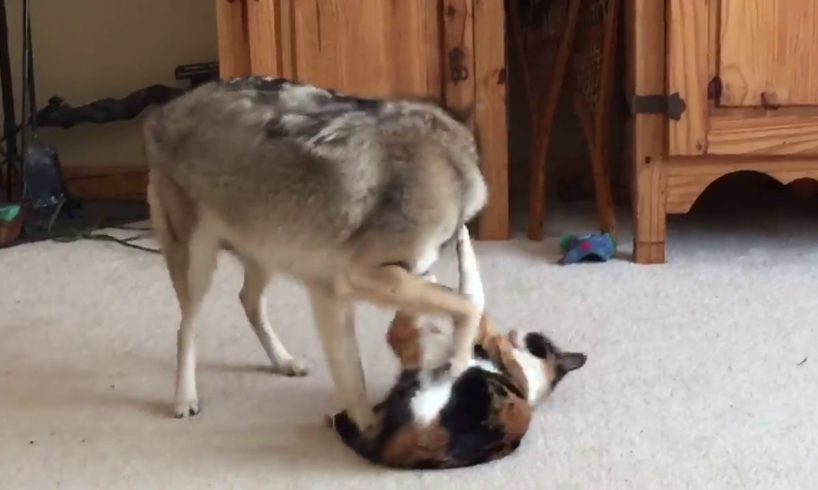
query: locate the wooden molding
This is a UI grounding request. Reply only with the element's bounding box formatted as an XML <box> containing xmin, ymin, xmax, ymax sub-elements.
<box><xmin>473</xmin><ymin>0</ymin><xmax>509</xmax><ymax>240</ymax></box>
<box><xmin>63</xmin><ymin>165</ymin><xmax>148</xmax><ymax>200</ymax></box>
<box><xmin>664</xmin><ymin>156</ymin><xmax>818</xmax><ymax>215</ymax></box>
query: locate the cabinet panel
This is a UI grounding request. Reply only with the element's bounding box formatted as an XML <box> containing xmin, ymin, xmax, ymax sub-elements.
<box><xmin>666</xmin><ymin>0</ymin><xmax>708</xmax><ymax>155</ymax></box>
<box><xmin>667</xmin><ymin>0</ymin><xmax>818</xmax><ymax>156</ymax></box>
<box><xmin>216</xmin><ymin>0</ymin><xmax>250</xmax><ymax>79</ymax></box>
<box><xmin>289</xmin><ymin>0</ymin><xmax>441</xmax><ymax>99</ymax></box>
<box><xmin>719</xmin><ymin>0</ymin><xmax>818</xmax><ymax>107</ymax></box>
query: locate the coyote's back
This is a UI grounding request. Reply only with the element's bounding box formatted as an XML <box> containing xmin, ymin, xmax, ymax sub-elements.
<box><xmin>144</xmin><ymin>77</ymin><xmax>487</xmax><ymax>275</ymax></box>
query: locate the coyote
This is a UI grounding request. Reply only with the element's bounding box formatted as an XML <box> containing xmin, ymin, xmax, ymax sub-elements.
<box><xmin>144</xmin><ymin>77</ymin><xmax>487</xmax><ymax>430</ymax></box>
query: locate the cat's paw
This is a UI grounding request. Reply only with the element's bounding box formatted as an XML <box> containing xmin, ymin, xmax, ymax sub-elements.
<box><xmin>327</xmin><ymin>411</ymin><xmax>356</xmax><ymax>436</ymax></box>
<box><xmin>330</xmin><ymin>410</ymin><xmax>378</xmax><ymax>440</ymax></box>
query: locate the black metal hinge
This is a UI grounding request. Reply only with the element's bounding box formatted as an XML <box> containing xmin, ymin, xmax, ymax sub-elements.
<box><xmin>627</xmin><ymin>93</ymin><xmax>687</xmax><ymax>121</ymax></box>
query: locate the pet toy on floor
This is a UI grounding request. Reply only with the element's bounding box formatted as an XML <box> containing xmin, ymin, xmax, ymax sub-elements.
<box><xmin>559</xmin><ymin>232</ymin><xmax>616</xmax><ymax>264</ymax></box>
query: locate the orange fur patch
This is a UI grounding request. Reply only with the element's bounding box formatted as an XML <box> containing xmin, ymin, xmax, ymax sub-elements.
<box><xmin>382</xmin><ymin>420</ymin><xmax>451</xmax><ymax>468</ymax></box>
<box><xmin>498</xmin><ymin>396</ymin><xmax>532</xmax><ymax>445</ymax></box>
<box><xmin>386</xmin><ymin>313</ymin><xmax>422</xmax><ymax>369</ymax></box>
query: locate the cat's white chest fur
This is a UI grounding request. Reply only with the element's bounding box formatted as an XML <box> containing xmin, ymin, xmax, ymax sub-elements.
<box><xmin>410</xmin><ymin>322</ymin><xmax>500</xmax><ymax>426</ymax></box>
<box><xmin>410</xmin><ymin>376</ymin><xmax>453</xmax><ymax>425</ymax></box>
<box><xmin>512</xmin><ymin>348</ymin><xmax>547</xmax><ymax>403</ymax></box>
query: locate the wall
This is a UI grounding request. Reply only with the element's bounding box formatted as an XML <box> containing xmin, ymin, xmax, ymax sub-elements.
<box><xmin>1</xmin><ymin>0</ymin><xmax>217</xmax><ymax>167</ymax></box>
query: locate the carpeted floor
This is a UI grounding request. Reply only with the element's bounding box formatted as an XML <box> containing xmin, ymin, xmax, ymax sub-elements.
<box><xmin>2</xmin><ymin>205</ymin><xmax>817</xmax><ymax>489</ymax></box>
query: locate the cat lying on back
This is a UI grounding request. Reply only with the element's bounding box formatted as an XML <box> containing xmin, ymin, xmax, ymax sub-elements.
<box><xmin>331</xmin><ymin>226</ymin><xmax>586</xmax><ymax>469</ymax></box>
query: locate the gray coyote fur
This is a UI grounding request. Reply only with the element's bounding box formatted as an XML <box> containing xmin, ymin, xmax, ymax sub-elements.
<box><xmin>143</xmin><ymin>76</ymin><xmax>488</xmax><ymax>430</ymax></box>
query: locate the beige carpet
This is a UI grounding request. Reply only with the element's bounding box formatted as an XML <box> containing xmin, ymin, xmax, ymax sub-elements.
<box><xmin>2</xmin><ymin>207</ymin><xmax>817</xmax><ymax>489</ymax></box>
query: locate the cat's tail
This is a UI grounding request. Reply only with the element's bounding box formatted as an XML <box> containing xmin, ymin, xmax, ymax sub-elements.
<box><xmin>332</xmin><ymin>412</ymin><xmax>381</xmax><ymax>463</ymax></box>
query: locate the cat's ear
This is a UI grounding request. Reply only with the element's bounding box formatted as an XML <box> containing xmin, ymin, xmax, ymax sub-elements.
<box><xmin>558</xmin><ymin>352</ymin><xmax>587</xmax><ymax>372</ymax></box>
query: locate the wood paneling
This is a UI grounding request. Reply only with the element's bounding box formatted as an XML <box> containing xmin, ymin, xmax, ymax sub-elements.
<box><xmin>666</xmin><ymin>0</ymin><xmax>708</xmax><ymax>156</ymax></box>
<box><xmin>473</xmin><ymin>0</ymin><xmax>508</xmax><ymax>240</ymax></box>
<box><xmin>246</xmin><ymin>0</ymin><xmax>282</xmax><ymax>76</ymax></box>
<box><xmin>708</xmin><ymin>111</ymin><xmax>818</xmax><ymax>155</ymax></box>
<box><xmin>216</xmin><ymin>0</ymin><xmax>251</xmax><ymax>79</ymax></box>
<box><xmin>443</xmin><ymin>0</ymin><xmax>475</xmax><ymax>115</ymax></box>
<box><xmin>289</xmin><ymin>0</ymin><xmax>442</xmax><ymax>99</ymax></box>
<box><xmin>628</xmin><ymin>0</ymin><xmax>667</xmax><ymax>263</ymax></box>
<box><xmin>719</xmin><ymin>0</ymin><xmax>818</xmax><ymax>107</ymax></box>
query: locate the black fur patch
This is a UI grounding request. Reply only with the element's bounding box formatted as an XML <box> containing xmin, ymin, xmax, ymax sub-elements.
<box><xmin>439</xmin><ymin>367</ymin><xmax>506</xmax><ymax>466</ymax></box>
<box><xmin>264</xmin><ymin>115</ymin><xmax>329</xmax><ymax>140</ymax></box>
<box><xmin>333</xmin><ymin>411</ymin><xmax>363</xmax><ymax>448</ymax></box>
<box><xmin>223</xmin><ymin>76</ymin><xmax>290</xmax><ymax>93</ymax></box>
<box><xmin>326</xmin><ymin>90</ymin><xmax>383</xmax><ymax>112</ymax></box>
<box><xmin>473</xmin><ymin>344</ymin><xmax>490</xmax><ymax>360</ymax></box>
<box><xmin>524</xmin><ymin>332</ymin><xmax>556</xmax><ymax>359</ymax></box>
<box><xmin>333</xmin><ymin>370</ymin><xmax>423</xmax><ymax>464</ymax></box>
<box><xmin>371</xmin><ymin>370</ymin><xmax>422</xmax><ymax>452</ymax></box>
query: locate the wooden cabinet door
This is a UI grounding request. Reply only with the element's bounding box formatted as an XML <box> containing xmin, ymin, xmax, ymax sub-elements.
<box><xmin>216</xmin><ymin>0</ymin><xmax>498</xmax><ymax>114</ymax></box>
<box><xmin>667</xmin><ymin>0</ymin><xmax>818</xmax><ymax>156</ymax></box>
<box><xmin>283</xmin><ymin>0</ymin><xmax>443</xmax><ymax>100</ymax></box>
<box><xmin>219</xmin><ymin>0</ymin><xmax>443</xmax><ymax>100</ymax></box>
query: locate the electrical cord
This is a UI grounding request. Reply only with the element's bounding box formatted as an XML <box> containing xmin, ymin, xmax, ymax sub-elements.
<box><xmin>44</xmin><ymin>198</ymin><xmax>161</xmax><ymax>254</ymax></box>
<box><xmin>54</xmin><ymin>231</ymin><xmax>161</xmax><ymax>254</ymax></box>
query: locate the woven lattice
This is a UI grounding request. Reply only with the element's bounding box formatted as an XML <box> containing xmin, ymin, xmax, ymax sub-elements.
<box><xmin>573</xmin><ymin>0</ymin><xmax>608</xmax><ymax>115</ymax></box>
<box><xmin>514</xmin><ymin>0</ymin><xmax>611</xmax><ymax>118</ymax></box>
<box><xmin>572</xmin><ymin>43</ymin><xmax>603</xmax><ymax>113</ymax></box>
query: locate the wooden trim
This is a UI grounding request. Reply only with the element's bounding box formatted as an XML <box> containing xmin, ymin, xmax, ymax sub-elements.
<box><xmin>442</xmin><ymin>0</ymin><xmax>475</xmax><ymax>115</ymax></box>
<box><xmin>627</xmin><ymin>0</ymin><xmax>667</xmax><ymax>264</ymax></box>
<box><xmin>216</xmin><ymin>0</ymin><xmax>251</xmax><ymax>79</ymax></box>
<box><xmin>664</xmin><ymin>156</ymin><xmax>818</xmax><ymax>214</ymax></box>
<box><xmin>707</xmin><ymin>0</ymin><xmax>720</xmax><ymax>80</ymax></box>
<box><xmin>473</xmin><ymin>0</ymin><xmax>509</xmax><ymax>240</ymax></box>
<box><xmin>63</xmin><ymin>165</ymin><xmax>148</xmax><ymax>201</ymax></box>
<box><xmin>246</xmin><ymin>0</ymin><xmax>282</xmax><ymax>76</ymax></box>
<box><xmin>278</xmin><ymin>0</ymin><xmax>296</xmax><ymax>78</ymax></box>
<box><xmin>707</xmin><ymin>112</ymin><xmax>818</xmax><ymax>155</ymax></box>
<box><xmin>666</xmin><ymin>0</ymin><xmax>708</xmax><ymax>155</ymax></box>
<box><xmin>423</xmin><ymin>0</ymin><xmax>444</xmax><ymax>98</ymax></box>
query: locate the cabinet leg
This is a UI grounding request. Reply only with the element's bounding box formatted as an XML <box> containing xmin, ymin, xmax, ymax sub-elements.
<box><xmin>634</xmin><ymin>241</ymin><xmax>665</xmax><ymax>264</ymax></box>
<box><xmin>632</xmin><ymin>163</ymin><xmax>666</xmax><ymax>264</ymax></box>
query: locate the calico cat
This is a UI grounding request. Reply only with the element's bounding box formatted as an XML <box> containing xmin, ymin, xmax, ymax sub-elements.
<box><xmin>331</xmin><ymin>226</ymin><xmax>586</xmax><ymax>469</ymax></box>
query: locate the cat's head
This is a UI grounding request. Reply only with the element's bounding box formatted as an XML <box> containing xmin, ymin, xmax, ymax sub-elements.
<box><xmin>503</xmin><ymin>330</ymin><xmax>586</xmax><ymax>405</ymax></box>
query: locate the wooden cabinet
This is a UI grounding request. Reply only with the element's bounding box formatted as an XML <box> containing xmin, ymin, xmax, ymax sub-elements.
<box><xmin>627</xmin><ymin>0</ymin><xmax>818</xmax><ymax>263</ymax></box>
<box><xmin>215</xmin><ymin>0</ymin><xmax>509</xmax><ymax>240</ymax></box>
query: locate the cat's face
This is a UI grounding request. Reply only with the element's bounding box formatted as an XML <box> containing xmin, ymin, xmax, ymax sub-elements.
<box><xmin>507</xmin><ymin>330</ymin><xmax>586</xmax><ymax>404</ymax></box>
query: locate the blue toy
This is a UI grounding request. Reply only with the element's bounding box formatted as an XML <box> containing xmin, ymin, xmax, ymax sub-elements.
<box><xmin>559</xmin><ymin>232</ymin><xmax>616</xmax><ymax>264</ymax></box>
